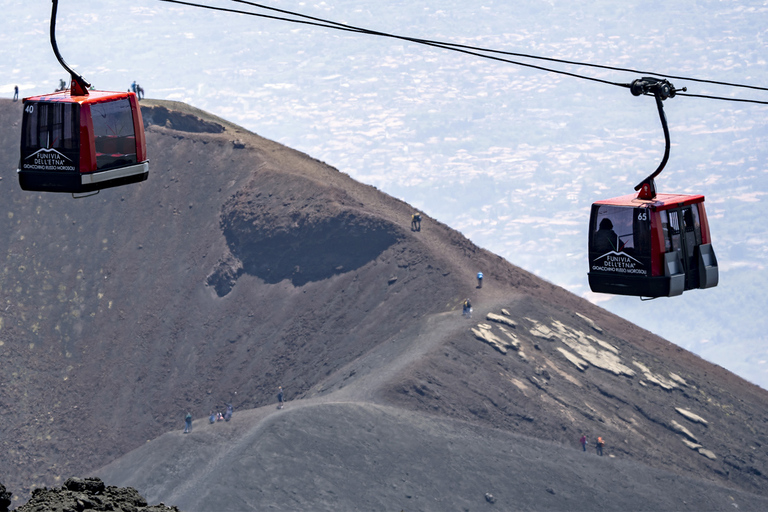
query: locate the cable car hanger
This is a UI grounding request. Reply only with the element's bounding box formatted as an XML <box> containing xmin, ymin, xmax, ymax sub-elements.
<box><xmin>50</xmin><ymin>0</ymin><xmax>90</xmax><ymax>97</ymax></box>
<box><xmin>629</xmin><ymin>77</ymin><xmax>687</xmax><ymax>201</ymax></box>
<box><xmin>49</xmin><ymin>0</ymin><xmax>96</xmax><ymax>198</ymax></box>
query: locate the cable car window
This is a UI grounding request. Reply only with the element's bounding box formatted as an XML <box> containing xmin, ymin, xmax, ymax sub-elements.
<box><xmin>679</xmin><ymin>206</ymin><xmax>704</xmax><ymax>275</ymax></box>
<box><xmin>37</xmin><ymin>104</ymin><xmax>50</xmax><ymax>148</ymax></box>
<box><xmin>51</xmin><ymin>102</ymin><xmax>76</xmax><ymax>150</ymax></box>
<box><xmin>92</xmin><ymin>99</ymin><xmax>137</xmax><ymax>170</ymax></box>
<box><xmin>592</xmin><ymin>206</ymin><xmax>635</xmax><ymax>254</ymax></box>
<box><xmin>24</xmin><ymin>104</ymin><xmax>40</xmax><ymax>148</ymax></box>
<box><xmin>689</xmin><ymin>205</ymin><xmax>703</xmax><ymax>246</ymax></box>
<box><xmin>659</xmin><ymin>211</ymin><xmax>672</xmax><ymax>252</ymax></box>
<box><xmin>23</xmin><ymin>102</ymin><xmax>78</xmax><ymax>152</ymax></box>
<box><xmin>589</xmin><ymin>204</ymin><xmax>652</xmax><ymax>278</ymax></box>
<box><xmin>668</xmin><ymin>210</ymin><xmax>682</xmax><ymax>253</ymax></box>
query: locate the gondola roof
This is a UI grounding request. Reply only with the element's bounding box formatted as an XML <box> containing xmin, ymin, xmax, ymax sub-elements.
<box><xmin>593</xmin><ymin>192</ymin><xmax>706</xmax><ymax>209</ymax></box>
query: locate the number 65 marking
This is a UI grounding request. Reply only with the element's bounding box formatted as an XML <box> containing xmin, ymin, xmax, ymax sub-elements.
<box><xmin>637</xmin><ymin>211</ymin><xmax>648</xmax><ymax>221</ymax></box>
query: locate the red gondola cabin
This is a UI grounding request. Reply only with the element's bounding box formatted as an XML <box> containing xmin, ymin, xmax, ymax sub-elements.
<box><xmin>18</xmin><ymin>89</ymin><xmax>148</xmax><ymax>193</ymax></box>
<box><xmin>588</xmin><ymin>192</ymin><xmax>718</xmax><ymax>297</ymax></box>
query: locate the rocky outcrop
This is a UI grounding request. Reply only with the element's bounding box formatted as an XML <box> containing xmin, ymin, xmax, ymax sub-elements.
<box><xmin>556</xmin><ymin>347</ymin><xmax>588</xmax><ymax>372</ymax></box>
<box><xmin>0</xmin><ymin>482</ymin><xmax>11</xmax><ymax>512</ymax></box>
<box><xmin>524</xmin><ymin>318</ymin><xmax>635</xmax><ymax>377</ymax></box>
<box><xmin>471</xmin><ymin>323</ymin><xmax>520</xmax><ymax>354</ymax></box>
<box><xmin>633</xmin><ymin>361</ymin><xmax>681</xmax><ymax>391</ymax></box>
<box><xmin>142</xmin><ymin>105</ymin><xmax>225</xmax><ymax>134</ymax></box>
<box><xmin>676</xmin><ymin>408</ymin><xmax>708</xmax><ymax>426</ymax></box>
<box><xmin>486</xmin><ymin>312</ymin><xmax>517</xmax><ymax>328</ymax></box>
<box><xmin>11</xmin><ymin>477</ymin><xmax>179</xmax><ymax>512</ymax></box>
<box><xmin>670</xmin><ymin>420</ymin><xmax>699</xmax><ymax>443</ymax></box>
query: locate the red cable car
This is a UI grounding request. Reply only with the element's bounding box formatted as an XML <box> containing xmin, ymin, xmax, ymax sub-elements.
<box><xmin>17</xmin><ymin>0</ymin><xmax>148</xmax><ymax>194</ymax></box>
<box><xmin>588</xmin><ymin>78</ymin><xmax>719</xmax><ymax>298</ymax></box>
<box><xmin>18</xmin><ymin>90</ymin><xmax>148</xmax><ymax>193</ymax></box>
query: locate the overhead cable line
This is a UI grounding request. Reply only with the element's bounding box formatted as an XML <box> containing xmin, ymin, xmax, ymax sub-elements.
<box><xmin>157</xmin><ymin>0</ymin><xmax>768</xmax><ymax>105</ymax></box>
<box><xmin>231</xmin><ymin>0</ymin><xmax>768</xmax><ymax>95</ymax></box>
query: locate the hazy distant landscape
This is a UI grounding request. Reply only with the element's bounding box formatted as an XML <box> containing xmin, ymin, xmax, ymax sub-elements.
<box><xmin>1</xmin><ymin>0</ymin><xmax>767</xmax><ymax>387</ymax></box>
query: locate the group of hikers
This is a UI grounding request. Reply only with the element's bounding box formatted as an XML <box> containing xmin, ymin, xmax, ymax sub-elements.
<box><xmin>9</xmin><ymin>79</ymin><xmax>145</xmax><ymax>100</ymax></box>
<box><xmin>580</xmin><ymin>434</ymin><xmax>606</xmax><ymax>456</ymax></box>
<box><xmin>183</xmin><ymin>388</ymin><xmax>285</xmax><ymax>433</ymax></box>
<box><xmin>461</xmin><ymin>271</ymin><xmax>484</xmax><ymax>317</ymax></box>
<box><xmin>409</xmin><ymin>211</ymin><xmax>484</xmax><ymax>317</ymax></box>
<box><xmin>184</xmin><ymin>403</ymin><xmax>233</xmax><ymax>433</ymax></box>
<box><xmin>210</xmin><ymin>403</ymin><xmax>234</xmax><ymax>424</ymax></box>
<box><xmin>411</xmin><ymin>212</ymin><xmax>421</xmax><ymax>231</ymax></box>
<box><xmin>130</xmin><ymin>81</ymin><xmax>145</xmax><ymax>100</ymax></box>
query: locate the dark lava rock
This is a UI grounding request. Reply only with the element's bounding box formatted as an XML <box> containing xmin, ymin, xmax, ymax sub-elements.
<box><xmin>7</xmin><ymin>478</ymin><xmax>180</xmax><ymax>512</ymax></box>
<box><xmin>63</xmin><ymin>477</ymin><xmax>105</xmax><ymax>494</ymax></box>
<box><xmin>0</xmin><ymin>482</ymin><xmax>12</xmax><ymax>512</ymax></box>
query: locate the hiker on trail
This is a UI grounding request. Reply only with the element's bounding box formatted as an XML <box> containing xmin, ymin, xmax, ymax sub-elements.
<box><xmin>184</xmin><ymin>412</ymin><xmax>192</xmax><ymax>434</ymax></box>
<box><xmin>216</xmin><ymin>412</ymin><xmax>224</xmax><ymax>421</ymax></box>
<box><xmin>596</xmin><ymin>436</ymin><xmax>604</xmax><ymax>456</ymax></box>
<box><xmin>137</xmin><ymin>84</ymin><xmax>145</xmax><ymax>100</ymax></box>
<box><xmin>462</xmin><ymin>298</ymin><xmax>472</xmax><ymax>317</ymax></box>
<box><xmin>224</xmin><ymin>403</ymin><xmax>233</xmax><ymax>422</ymax></box>
<box><xmin>209</xmin><ymin>411</ymin><xmax>216</xmax><ymax>424</ymax></box>
<box><xmin>56</xmin><ymin>79</ymin><xmax>66</xmax><ymax>91</ymax></box>
<box><xmin>580</xmin><ymin>434</ymin><xmax>588</xmax><ymax>452</ymax></box>
<box><xmin>278</xmin><ymin>386</ymin><xmax>284</xmax><ymax>409</ymax></box>
<box><xmin>13</xmin><ymin>85</ymin><xmax>18</xmax><ymax>102</ymax></box>
<box><xmin>131</xmin><ymin>81</ymin><xmax>137</xmax><ymax>94</ymax></box>
<box><xmin>411</xmin><ymin>212</ymin><xmax>421</xmax><ymax>231</ymax></box>
<box><xmin>477</xmin><ymin>272</ymin><xmax>484</xmax><ymax>288</ymax></box>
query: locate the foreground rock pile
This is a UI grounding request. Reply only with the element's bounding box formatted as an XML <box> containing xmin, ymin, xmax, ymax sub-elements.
<box><xmin>0</xmin><ymin>478</ymin><xmax>179</xmax><ymax>512</ymax></box>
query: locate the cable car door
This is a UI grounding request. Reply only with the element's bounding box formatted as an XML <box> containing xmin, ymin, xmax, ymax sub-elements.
<box><xmin>664</xmin><ymin>206</ymin><xmax>702</xmax><ymax>290</ymax></box>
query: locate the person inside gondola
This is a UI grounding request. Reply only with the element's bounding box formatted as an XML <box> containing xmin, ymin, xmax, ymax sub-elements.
<box><xmin>593</xmin><ymin>218</ymin><xmax>619</xmax><ymax>255</ymax></box>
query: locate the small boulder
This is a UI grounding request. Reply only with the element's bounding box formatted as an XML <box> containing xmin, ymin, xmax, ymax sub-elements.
<box><xmin>65</xmin><ymin>477</ymin><xmax>105</xmax><ymax>494</ymax></box>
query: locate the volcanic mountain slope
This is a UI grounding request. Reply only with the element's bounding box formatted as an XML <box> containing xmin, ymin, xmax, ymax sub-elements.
<box><xmin>0</xmin><ymin>98</ymin><xmax>767</xmax><ymax>509</ymax></box>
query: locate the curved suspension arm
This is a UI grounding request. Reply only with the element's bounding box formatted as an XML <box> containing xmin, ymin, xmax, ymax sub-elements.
<box><xmin>630</xmin><ymin>77</ymin><xmax>685</xmax><ymax>199</ymax></box>
<box><xmin>50</xmin><ymin>0</ymin><xmax>90</xmax><ymax>95</ymax></box>
<box><xmin>643</xmin><ymin>93</ymin><xmax>670</xmax><ymax>184</ymax></box>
